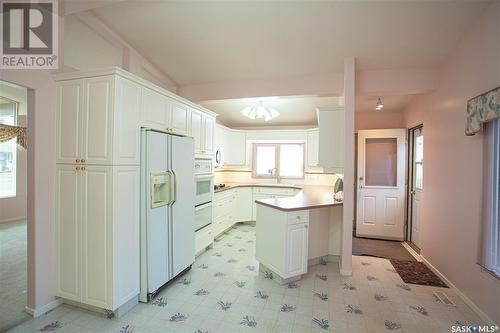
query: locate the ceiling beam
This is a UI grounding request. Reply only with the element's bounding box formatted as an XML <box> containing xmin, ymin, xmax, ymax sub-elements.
<box><xmin>178</xmin><ymin>73</ymin><xmax>344</xmax><ymax>102</ymax></box>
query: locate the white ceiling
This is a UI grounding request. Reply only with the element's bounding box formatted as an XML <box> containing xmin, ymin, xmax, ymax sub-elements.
<box><xmin>200</xmin><ymin>96</ymin><xmax>342</xmax><ymax>128</ymax></box>
<box><xmin>92</xmin><ymin>1</ymin><xmax>490</xmax><ymax>85</ymax></box>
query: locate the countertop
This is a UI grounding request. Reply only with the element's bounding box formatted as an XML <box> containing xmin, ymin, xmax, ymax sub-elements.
<box><xmin>214</xmin><ymin>183</ymin><xmax>343</xmax><ymax>212</ymax></box>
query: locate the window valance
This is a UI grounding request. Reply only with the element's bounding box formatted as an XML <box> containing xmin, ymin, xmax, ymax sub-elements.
<box><xmin>0</xmin><ymin>124</ymin><xmax>27</xmax><ymax>149</ymax></box>
<box><xmin>466</xmin><ymin>86</ymin><xmax>500</xmax><ymax>136</ymax></box>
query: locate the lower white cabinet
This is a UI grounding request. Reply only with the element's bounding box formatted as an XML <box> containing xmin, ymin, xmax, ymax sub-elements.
<box><xmin>256</xmin><ymin>206</ymin><xmax>309</xmax><ymax>279</ymax></box>
<box><xmin>55</xmin><ymin>164</ymin><xmax>139</xmax><ymax>311</ymax></box>
<box><xmin>234</xmin><ymin>188</ymin><xmax>253</xmax><ymax>222</ymax></box>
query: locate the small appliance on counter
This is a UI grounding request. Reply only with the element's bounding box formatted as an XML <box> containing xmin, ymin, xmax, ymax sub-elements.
<box><xmin>334</xmin><ymin>177</ymin><xmax>344</xmax><ymax>202</ymax></box>
<box><xmin>214</xmin><ymin>183</ymin><xmax>226</xmax><ymax>191</ymax></box>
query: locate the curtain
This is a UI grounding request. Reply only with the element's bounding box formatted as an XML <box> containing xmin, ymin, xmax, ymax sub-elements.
<box><xmin>0</xmin><ymin>124</ymin><xmax>27</xmax><ymax>149</ymax></box>
<box><xmin>481</xmin><ymin>119</ymin><xmax>500</xmax><ymax>277</ymax></box>
<box><xmin>466</xmin><ymin>86</ymin><xmax>500</xmax><ymax>136</ymax></box>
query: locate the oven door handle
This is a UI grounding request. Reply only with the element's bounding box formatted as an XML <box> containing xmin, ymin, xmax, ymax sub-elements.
<box><xmin>195</xmin><ymin>201</ymin><xmax>213</xmax><ymax>210</ymax></box>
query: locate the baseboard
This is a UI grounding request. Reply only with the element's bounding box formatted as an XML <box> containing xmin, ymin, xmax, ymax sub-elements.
<box><xmin>419</xmin><ymin>255</ymin><xmax>496</xmax><ymax>326</ymax></box>
<box><xmin>0</xmin><ymin>216</ymin><xmax>27</xmax><ymax>224</ymax></box>
<box><xmin>402</xmin><ymin>242</ymin><xmax>423</xmax><ymax>261</ymax></box>
<box><xmin>340</xmin><ymin>269</ymin><xmax>352</xmax><ymax>276</ymax></box>
<box><xmin>25</xmin><ymin>298</ymin><xmax>62</xmax><ymax>318</ymax></box>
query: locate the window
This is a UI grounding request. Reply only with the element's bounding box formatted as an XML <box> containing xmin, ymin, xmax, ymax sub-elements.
<box><xmin>481</xmin><ymin>119</ymin><xmax>499</xmax><ymax>277</ymax></box>
<box><xmin>0</xmin><ymin>102</ymin><xmax>17</xmax><ymax>198</ymax></box>
<box><xmin>253</xmin><ymin>143</ymin><xmax>304</xmax><ymax>179</ymax></box>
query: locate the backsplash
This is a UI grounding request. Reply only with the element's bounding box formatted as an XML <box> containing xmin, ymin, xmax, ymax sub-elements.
<box><xmin>214</xmin><ymin>169</ymin><xmax>342</xmax><ymax>187</ymax></box>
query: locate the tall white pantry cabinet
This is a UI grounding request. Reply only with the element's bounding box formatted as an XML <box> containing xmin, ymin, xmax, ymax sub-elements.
<box><xmin>55</xmin><ymin>73</ymin><xmax>141</xmax><ymax>311</ymax></box>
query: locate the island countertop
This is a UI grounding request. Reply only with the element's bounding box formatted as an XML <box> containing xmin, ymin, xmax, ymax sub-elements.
<box><xmin>214</xmin><ymin>183</ymin><xmax>343</xmax><ymax>212</ymax></box>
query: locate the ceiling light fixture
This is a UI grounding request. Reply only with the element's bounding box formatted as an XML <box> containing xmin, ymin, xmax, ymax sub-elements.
<box><xmin>375</xmin><ymin>97</ymin><xmax>384</xmax><ymax>110</ymax></box>
<box><xmin>241</xmin><ymin>100</ymin><xmax>280</xmax><ymax>121</ymax></box>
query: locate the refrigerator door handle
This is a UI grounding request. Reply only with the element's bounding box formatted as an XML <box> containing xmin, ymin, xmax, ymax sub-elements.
<box><xmin>169</xmin><ymin>169</ymin><xmax>177</xmax><ymax>205</ymax></box>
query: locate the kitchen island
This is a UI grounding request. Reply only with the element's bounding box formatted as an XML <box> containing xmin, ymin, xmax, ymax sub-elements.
<box><xmin>255</xmin><ymin>187</ymin><xmax>344</xmax><ymax>284</ymax></box>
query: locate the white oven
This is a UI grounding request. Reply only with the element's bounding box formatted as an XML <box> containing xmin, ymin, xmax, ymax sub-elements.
<box><xmin>195</xmin><ymin>173</ymin><xmax>214</xmax><ymax>206</ymax></box>
<box><xmin>195</xmin><ymin>202</ymin><xmax>213</xmax><ymax>231</ymax></box>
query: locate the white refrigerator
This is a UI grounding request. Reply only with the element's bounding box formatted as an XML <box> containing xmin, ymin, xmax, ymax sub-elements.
<box><xmin>140</xmin><ymin>129</ymin><xmax>195</xmax><ymax>302</ymax></box>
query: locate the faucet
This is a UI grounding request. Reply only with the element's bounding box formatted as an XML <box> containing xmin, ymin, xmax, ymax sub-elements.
<box><xmin>269</xmin><ymin>167</ymin><xmax>282</xmax><ymax>184</ymax></box>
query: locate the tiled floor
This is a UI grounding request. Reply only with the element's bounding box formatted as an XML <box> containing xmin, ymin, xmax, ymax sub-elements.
<box><xmin>8</xmin><ymin>223</ymin><xmax>485</xmax><ymax>333</ymax></box>
<box><xmin>0</xmin><ymin>220</ymin><xmax>30</xmax><ymax>332</ymax></box>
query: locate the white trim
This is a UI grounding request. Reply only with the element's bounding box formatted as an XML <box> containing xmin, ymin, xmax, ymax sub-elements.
<box><xmin>0</xmin><ymin>215</ymin><xmax>27</xmax><ymax>224</ymax></box>
<box><xmin>340</xmin><ymin>269</ymin><xmax>352</xmax><ymax>276</ymax></box>
<box><xmin>25</xmin><ymin>298</ymin><xmax>62</xmax><ymax>318</ymax></box>
<box><xmin>419</xmin><ymin>255</ymin><xmax>496</xmax><ymax>326</ymax></box>
<box><xmin>401</xmin><ymin>242</ymin><xmax>423</xmax><ymax>261</ymax></box>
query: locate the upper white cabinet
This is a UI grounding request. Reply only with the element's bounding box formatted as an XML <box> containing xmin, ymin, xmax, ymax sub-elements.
<box><xmin>214</xmin><ymin>125</ymin><xmax>246</xmax><ymax>166</ymax></box>
<box><xmin>306</xmin><ymin>129</ymin><xmax>319</xmax><ymax>167</ymax></box>
<box><xmin>190</xmin><ymin>108</ymin><xmax>215</xmax><ymax>156</ymax></box>
<box><xmin>141</xmin><ymin>87</ymin><xmax>190</xmax><ymax>136</ymax></box>
<box><xmin>56</xmin><ymin>75</ymin><xmax>141</xmax><ymax>165</ymax></box>
<box><xmin>170</xmin><ymin>101</ymin><xmax>190</xmax><ymax>136</ymax></box>
<box><xmin>141</xmin><ymin>86</ymin><xmax>170</xmax><ymax>131</ymax></box>
<box><xmin>317</xmin><ymin>107</ymin><xmax>344</xmax><ymax>172</ymax></box>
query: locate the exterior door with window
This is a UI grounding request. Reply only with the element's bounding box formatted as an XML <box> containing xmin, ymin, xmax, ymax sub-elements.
<box><xmin>408</xmin><ymin>126</ymin><xmax>424</xmax><ymax>248</ymax></box>
<box><xmin>356</xmin><ymin>129</ymin><xmax>406</xmax><ymax>240</ymax></box>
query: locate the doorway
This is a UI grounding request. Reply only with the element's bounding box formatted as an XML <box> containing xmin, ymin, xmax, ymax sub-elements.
<box><xmin>406</xmin><ymin>125</ymin><xmax>424</xmax><ymax>252</ymax></box>
<box><xmin>356</xmin><ymin>129</ymin><xmax>407</xmax><ymax>240</ymax></box>
<box><xmin>0</xmin><ymin>83</ymin><xmax>30</xmax><ymax>331</ymax></box>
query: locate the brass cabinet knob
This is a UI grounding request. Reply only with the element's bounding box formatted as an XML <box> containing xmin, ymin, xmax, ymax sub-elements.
<box><xmin>81</xmin><ymin>166</ymin><xmax>86</xmax><ymax>171</ymax></box>
<box><xmin>81</xmin><ymin>159</ymin><xmax>85</xmax><ymax>163</ymax></box>
<box><xmin>76</xmin><ymin>159</ymin><xmax>80</xmax><ymax>163</ymax></box>
<box><xmin>76</xmin><ymin>166</ymin><xmax>80</xmax><ymax>171</ymax></box>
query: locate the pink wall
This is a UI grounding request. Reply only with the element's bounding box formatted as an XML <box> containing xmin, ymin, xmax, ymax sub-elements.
<box><xmin>355</xmin><ymin>110</ymin><xmax>405</xmax><ymax>132</ymax></box>
<box><xmin>402</xmin><ymin>0</ymin><xmax>500</xmax><ymax>323</ymax></box>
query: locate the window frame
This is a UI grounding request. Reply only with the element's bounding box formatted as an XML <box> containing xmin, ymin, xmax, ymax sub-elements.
<box><xmin>480</xmin><ymin>119</ymin><xmax>500</xmax><ymax>279</ymax></box>
<box><xmin>252</xmin><ymin>142</ymin><xmax>305</xmax><ymax>180</ymax></box>
<box><xmin>0</xmin><ymin>101</ymin><xmax>19</xmax><ymax>199</ymax></box>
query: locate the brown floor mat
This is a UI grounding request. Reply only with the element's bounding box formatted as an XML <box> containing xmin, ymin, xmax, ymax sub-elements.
<box><xmin>353</xmin><ymin>236</ymin><xmax>417</xmax><ymax>261</ymax></box>
<box><xmin>390</xmin><ymin>259</ymin><xmax>448</xmax><ymax>288</ymax></box>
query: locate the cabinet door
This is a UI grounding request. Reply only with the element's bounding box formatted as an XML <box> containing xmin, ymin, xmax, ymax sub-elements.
<box><xmin>190</xmin><ymin>110</ymin><xmax>203</xmax><ymax>154</ymax></box>
<box><xmin>114</xmin><ymin>78</ymin><xmax>141</xmax><ymax>165</ymax></box>
<box><xmin>235</xmin><ymin>189</ymin><xmax>253</xmax><ymax>222</ymax></box>
<box><xmin>286</xmin><ymin>223</ymin><xmax>309</xmax><ymax>277</ymax></box>
<box><xmin>203</xmin><ymin>116</ymin><xmax>215</xmax><ymax>155</ymax></box>
<box><xmin>252</xmin><ymin>193</ymin><xmax>273</xmax><ymax>221</ymax></box>
<box><xmin>318</xmin><ymin>109</ymin><xmax>345</xmax><ymax>172</ymax></box>
<box><xmin>141</xmin><ymin>87</ymin><xmax>170</xmax><ymax>131</ymax></box>
<box><xmin>56</xmin><ymin>81</ymin><xmax>84</xmax><ymax>164</ymax></box>
<box><xmin>170</xmin><ymin>101</ymin><xmax>190</xmax><ymax>135</ymax></box>
<box><xmin>225</xmin><ymin>130</ymin><xmax>246</xmax><ymax>165</ymax></box>
<box><xmin>81</xmin><ymin>165</ymin><xmax>113</xmax><ymax>309</ymax></box>
<box><xmin>307</xmin><ymin>129</ymin><xmax>319</xmax><ymax>167</ymax></box>
<box><xmin>82</xmin><ymin>77</ymin><xmax>114</xmax><ymax>165</ymax></box>
<box><xmin>55</xmin><ymin>165</ymin><xmax>81</xmax><ymax>301</ymax></box>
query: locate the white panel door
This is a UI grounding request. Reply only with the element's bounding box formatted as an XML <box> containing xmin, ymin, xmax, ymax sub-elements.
<box><xmin>81</xmin><ymin>165</ymin><xmax>113</xmax><ymax>308</ymax></box>
<box><xmin>141</xmin><ymin>87</ymin><xmax>170</xmax><ymax>131</ymax></box>
<box><xmin>56</xmin><ymin>81</ymin><xmax>83</xmax><ymax>164</ymax></box>
<box><xmin>55</xmin><ymin>164</ymin><xmax>80</xmax><ymax>301</ymax></box>
<box><xmin>356</xmin><ymin>129</ymin><xmax>406</xmax><ymax>240</ymax></box>
<box><xmin>82</xmin><ymin>76</ymin><xmax>114</xmax><ymax>165</ymax></box>
<box><xmin>170</xmin><ymin>101</ymin><xmax>190</xmax><ymax>135</ymax></box>
<box><xmin>190</xmin><ymin>110</ymin><xmax>203</xmax><ymax>154</ymax></box>
<box><xmin>286</xmin><ymin>223</ymin><xmax>308</xmax><ymax>277</ymax></box>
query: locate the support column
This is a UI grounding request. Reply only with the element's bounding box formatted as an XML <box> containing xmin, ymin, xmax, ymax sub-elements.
<box><xmin>340</xmin><ymin>58</ymin><xmax>355</xmax><ymax>276</ymax></box>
